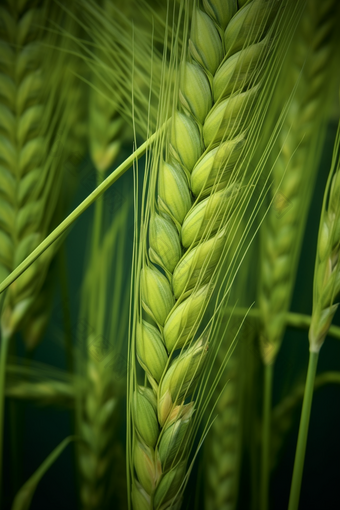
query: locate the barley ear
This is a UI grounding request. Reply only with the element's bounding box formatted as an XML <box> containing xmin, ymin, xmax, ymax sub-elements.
<box><xmin>130</xmin><ymin>0</ymin><xmax>285</xmax><ymax>507</ymax></box>
<box><xmin>0</xmin><ymin>0</ymin><xmax>79</xmax><ymax>339</ymax></box>
<box><xmin>77</xmin><ymin>200</ymin><xmax>131</xmax><ymax>510</ymax></box>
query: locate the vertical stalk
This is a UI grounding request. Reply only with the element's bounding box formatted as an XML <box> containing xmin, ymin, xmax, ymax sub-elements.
<box><xmin>0</xmin><ymin>330</ymin><xmax>10</xmax><ymax>505</ymax></box>
<box><xmin>288</xmin><ymin>350</ymin><xmax>319</xmax><ymax>510</ymax></box>
<box><xmin>57</xmin><ymin>248</ymin><xmax>82</xmax><ymax>508</ymax></box>
<box><xmin>9</xmin><ymin>336</ymin><xmax>22</xmax><ymax>499</ymax></box>
<box><xmin>260</xmin><ymin>363</ymin><xmax>274</xmax><ymax>510</ymax></box>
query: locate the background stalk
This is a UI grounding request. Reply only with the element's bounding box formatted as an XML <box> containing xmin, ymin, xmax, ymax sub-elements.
<box><xmin>260</xmin><ymin>362</ymin><xmax>273</xmax><ymax>510</ymax></box>
<box><xmin>0</xmin><ymin>331</ymin><xmax>9</xmax><ymax>504</ymax></box>
<box><xmin>287</xmin><ymin>351</ymin><xmax>319</xmax><ymax>510</ymax></box>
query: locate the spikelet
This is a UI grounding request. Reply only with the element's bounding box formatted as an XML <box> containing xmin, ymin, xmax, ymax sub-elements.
<box><xmin>309</xmin><ymin>127</ymin><xmax>340</xmax><ymax>352</ymax></box>
<box><xmin>257</xmin><ymin>0</ymin><xmax>339</xmax><ymax>365</ymax></box>
<box><xmin>131</xmin><ymin>0</ymin><xmax>285</xmax><ymax>507</ymax></box>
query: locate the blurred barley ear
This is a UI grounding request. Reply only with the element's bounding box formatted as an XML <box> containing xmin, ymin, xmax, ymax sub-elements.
<box><xmin>76</xmin><ymin>197</ymin><xmax>131</xmax><ymax>510</ymax></box>
<box><xmin>0</xmin><ymin>0</ymin><xmax>90</xmax><ymax>496</ymax></box>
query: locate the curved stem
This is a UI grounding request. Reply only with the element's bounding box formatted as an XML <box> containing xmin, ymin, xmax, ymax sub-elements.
<box><xmin>260</xmin><ymin>363</ymin><xmax>274</xmax><ymax>510</ymax></box>
<box><xmin>0</xmin><ymin>127</ymin><xmax>164</xmax><ymax>296</ymax></box>
<box><xmin>287</xmin><ymin>351</ymin><xmax>319</xmax><ymax>510</ymax></box>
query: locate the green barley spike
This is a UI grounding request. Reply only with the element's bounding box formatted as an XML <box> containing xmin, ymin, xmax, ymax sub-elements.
<box><xmin>130</xmin><ymin>0</ymin><xmax>291</xmax><ymax>508</ymax></box>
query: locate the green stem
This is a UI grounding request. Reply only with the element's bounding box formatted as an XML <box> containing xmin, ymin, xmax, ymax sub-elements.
<box><xmin>288</xmin><ymin>351</ymin><xmax>319</xmax><ymax>510</ymax></box>
<box><xmin>0</xmin><ymin>128</ymin><xmax>163</xmax><ymax>296</ymax></box>
<box><xmin>260</xmin><ymin>363</ymin><xmax>274</xmax><ymax>510</ymax></box>
<box><xmin>0</xmin><ymin>330</ymin><xmax>10</xmax><ymax>504</ymax></box>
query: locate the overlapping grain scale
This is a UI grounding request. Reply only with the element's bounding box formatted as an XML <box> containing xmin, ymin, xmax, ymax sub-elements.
<box><xmin>0</xmin><ymin>0</ymin><xmax>73</xmax><ymax>339</ymax></box>
<box><xmin>309</xmin><ymin>126</ymin><xmax>340</xmax><ymax>352</ymax></box>
<box><xmin>79</xmin><ymin>350</ymin><xmax>123</xmax><ymax>510</ymax></box>
<box><xmin>133</xmin><ymin>1</ymin><xmax>280</xmax><ymax>508</ymax></box>
<box><xmin>257</xmin><ymin>0</ymin><xmax>339</xmax><ymax>365</ymax></box>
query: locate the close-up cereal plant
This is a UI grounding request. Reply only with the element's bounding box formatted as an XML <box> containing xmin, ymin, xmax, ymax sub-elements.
<box><xmin>0</xmin><ymin>1</ymin><xmax>340</xmax><ymax>510</ymax></box>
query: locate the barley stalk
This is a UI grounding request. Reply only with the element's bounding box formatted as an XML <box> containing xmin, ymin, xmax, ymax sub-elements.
<box><xmin>271</xmin><ymin>371</ymin><xmax>340</xmax><ymax>470</ymax></box>
<box><xmin>130</xmin><ymin>1</ymin><xmax>285</xmax><ymax>508</ymax></box>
